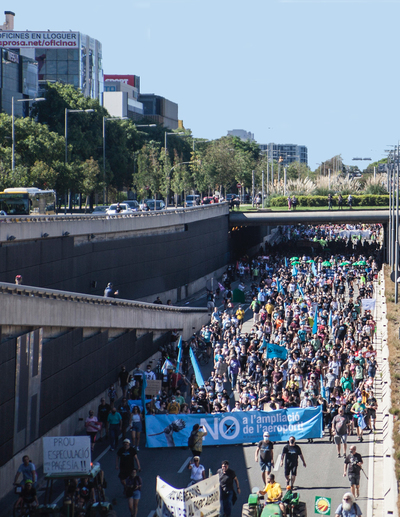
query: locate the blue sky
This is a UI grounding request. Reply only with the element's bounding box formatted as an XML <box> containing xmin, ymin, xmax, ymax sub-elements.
<box><xmin>8</xmin><ymin>0</ymin><xmax>400</xmax><ymax>169</ymax></box>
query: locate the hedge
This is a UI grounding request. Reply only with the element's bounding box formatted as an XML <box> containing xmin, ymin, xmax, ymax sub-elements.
<box><xmin>269</xmin><ymin>195</ymin><xmax>389</xmax><ymax>207</ymax></box>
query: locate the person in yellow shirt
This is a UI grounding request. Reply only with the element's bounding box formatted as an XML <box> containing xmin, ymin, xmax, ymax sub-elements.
<box><xmin>167</xmin><ymin>396</ymin><xmax>180</xmax><ymax>415</ymax></box>
<box><xmin>258</xmin><ymin>474</ymin><xmax>286</xmax><ymax>517</ymax></box>
<box><xmin>236</xmin><ymin>306</ymin><xmax>245</xmax><ymax>328</ymax></box>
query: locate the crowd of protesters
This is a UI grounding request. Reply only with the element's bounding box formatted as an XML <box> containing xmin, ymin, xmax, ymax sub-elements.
<box><xmin>145</xmin><ymin>225</ymin><xmax>381</xmax><ymax>449</ymax></box>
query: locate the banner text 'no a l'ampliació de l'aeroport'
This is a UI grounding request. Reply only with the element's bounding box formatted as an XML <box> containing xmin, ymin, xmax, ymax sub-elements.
<box><xmin>146</xmin><ymin>406</ymin><xmax>322</xmax><ymax>448</ymax></box>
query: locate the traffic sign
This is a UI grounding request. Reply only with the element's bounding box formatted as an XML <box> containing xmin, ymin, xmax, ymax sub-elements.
<box><xmin>237</xmin><ymin>183</ymin><xmax>242</xmax><ymax>188</ymax></box>
<box><xmin>314</xmin><ymin>496</ymin><xmax>331</xmax><ymax>515</ymax></box>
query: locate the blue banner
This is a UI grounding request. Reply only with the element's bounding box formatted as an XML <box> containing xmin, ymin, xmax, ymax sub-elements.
<box><xmin>292</xmin><ymin>265</ymin><xmax>298</xmax><ymax>277</ymax></box>
<box><xmin>145</xmin><ymin>407</ymin><xmax>323</xmax><ymax>448</ymax></box>
<box><xmin>265</xmin><ymin>341</ymin><xmax>288</xmax><ymax>360</ymax></box>
<box><xmin>311</xmin><ymin>262</ymin><xmax>317</xmax><ymax>276</ymax></box>
<box><xmin>189</xmin><ymin>347</ymin><xmax>205</xmax><ymax>387</ymax></box>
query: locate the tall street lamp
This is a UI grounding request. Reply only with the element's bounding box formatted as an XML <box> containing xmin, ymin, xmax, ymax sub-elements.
<box><xmin>64</xmin><ymin>108</ymin><xmax>94</xmax><ymax>212</ymax></box>
<box><xmin>164</xmin><ymin>132</ymin><xmax>189</xmax><ymax>155</ymax></box>
<box><xmin>12</xmin><ymin>96</ymin><xmax>45</xmax><ymax>170</ymax></box>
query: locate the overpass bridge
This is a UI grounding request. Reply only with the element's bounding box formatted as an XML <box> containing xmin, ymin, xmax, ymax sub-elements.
<box><xmin>229</xmin><ymin>208</ymin><xmax>390</xmax><ymax>226</ymax></box>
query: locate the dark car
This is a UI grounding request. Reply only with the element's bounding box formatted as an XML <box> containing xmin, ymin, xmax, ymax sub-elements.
<box><xmin>202</xmin><ymin>196</ymin><xmax>219</xmax><ymax>205</ymax></box>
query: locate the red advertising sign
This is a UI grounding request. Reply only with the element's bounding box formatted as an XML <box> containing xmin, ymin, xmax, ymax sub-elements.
<box><xmin>104</xmin><ymin>75</ymin><xmax>136</xmax><ymax>88</ymax></box>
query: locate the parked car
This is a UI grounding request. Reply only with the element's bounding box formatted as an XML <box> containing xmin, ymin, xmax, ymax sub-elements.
<box><xmin>186</xmin><ymin>195</ymin><xmax>200</xmax><ymax>207</ymax></box>
<box><xmin>106</xmin><ymin>203</ymin><xmax>134</xmax><ymax>215</ymax></box>
<box><xmin>124</xmin><ymin>200</ymin><xmax>140</xmax><ymax>211</ymax></box>
<box><xmin>141</xmin><ymin>199</ymin><xmax>166</xmax><ymax>211</ymax></box>
<box><xmin>91</xmin><ymin>205</ymin><xmax>109</xmax><ymax>214</ymax></box>
<box><xmin>202</xmin><ymin>196</ymin><xmax>216</xmax><ymax>205</ymax></box>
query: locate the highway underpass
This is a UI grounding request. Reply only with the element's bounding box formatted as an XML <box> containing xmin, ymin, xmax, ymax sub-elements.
<box><xmin>229</xmin><ymin>209</ymin><xmax>390</xmax><ymax>226</ymax></box>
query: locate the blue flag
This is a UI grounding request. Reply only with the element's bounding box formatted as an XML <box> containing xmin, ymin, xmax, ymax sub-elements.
<box><xmin>292</xmin><ymin>265</ymin><xmax>298</xmax><ymax>277</ymax></box>
<box><xmin>312</xmin><ymin>305</ymin><xmax>318</xmax><ymax>334</ymax></box>
<box><xmin>311</xmin><ymin>262</ymin><xmax>317</xmax><ymax>276</ymax></box>
<box><xmin>189</xmin><ymin>347</ymin><xmax>205</xmax><ymax>387</ymax></box>
<box><xmin>320</xmin><ymin>374</ymin><xmax>326</xmax><ymax>398</ymax></box>
<box><xmin>266</xmin><ymin>342</ymin><xmax>288</xmax><ymax>360</ymax></box>
<box><xmin>328</xmin><ymin>311</ymin><xmax>332</xmax><ymax>329</ymax></box>
<box><xmin>297</xmin><ymin>284</ymin><xmax>304</xmax><ymax>298</ymax></box>
<box><xmin>175</xmin><ymin>336</ymin><xmax>182</xmax><ymax>373</ymax></box>
<box><xmin>277</xmin><ymin>279</ymin><xmax>285</xmax><ymax>294</ymax></box>
<box><xmin>141</xmin><ymin>372</ymin><xmax>147</xmax><ymax>413</ymax></box>
<box><xmin>285</xmin><ymin>257</ymin><xmax>288</xmax><ymax>268</ymax></box>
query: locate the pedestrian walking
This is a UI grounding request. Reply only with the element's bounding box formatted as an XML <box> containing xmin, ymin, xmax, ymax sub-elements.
<box><xmin>338</xmin><ymin>194</ymin><xmax>343</xmax><ymax>210</ymax></box>
<box><xmin>125</xmin><ymin>468</ymin><xmax>142</xmax><ymax>517</ymax></box>
<box><xmin>280</xmin><ymin>436</ymin><xmax>306</xmax><ymax>489</ymax></box>
<box><xmin>85</xmin><ymin>410</ymin><xmax>101</xmax><ymax>451</ymax></box>
<box><xmin>97</xmin><ymin>397</ymin><xmax>111</xmax><ymax>441</ymax></box>
<box><xmin>328</xmin><ymin>194</ymin><xmax>333</xmax><ymax>210</ymax></box>
<box><xmin>218</xmin><ymin>460</ymin><xmax>240</xmax><ymax>517</ymax></box>
<box><xmin>331</xmin><ymin>406</ymin><xmax>349</xmax><ymax>457</ymax></box>
<box><xmin>108</xmin><ymin>406</ymin><xmax>122</xmax><ymax>451</ymax></box>
<box><xmin>188</xmin><ymin>456</ymin><xmax>206</xmax><ymax>486</ymax></box>
<box><xmin>343</xmin><ymin>445</ymin><xmax>363</xmax><ymax>499</ymax></box>
<box><xmin>335</xmin><ymin>492</ymin><xmax>362</xmax><ymax>516</ymax></box>
<box><xmin>255</xmin><ymin>431</ymin><xmax>274</xmax><ymax>485</ymax></box>
<box><xmin>116</xmin><ymin>439</ymin><xmax>141</xmax><ymax>492</ymax></box>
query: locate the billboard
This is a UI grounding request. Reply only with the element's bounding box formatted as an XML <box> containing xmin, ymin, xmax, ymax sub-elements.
<box><xmin>104</xmin><ymin>75</ymin><xmax>138</xmax><ymax>88</ymax></box>
<box><xmin>0</xmin><ymin>31</ymin><xmax>79</xmax><ymax>48</ymax></box>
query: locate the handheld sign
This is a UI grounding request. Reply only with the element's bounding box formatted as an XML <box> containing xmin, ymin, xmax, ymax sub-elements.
<box><xmin>43</xmin><ymin>436</ymin><xmax>91</xmax><ymax>475</ymax></box>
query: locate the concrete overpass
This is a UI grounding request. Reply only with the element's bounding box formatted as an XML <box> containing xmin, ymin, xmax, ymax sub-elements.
<box><xmin>229</xmin><ymin>209</ymin><xmax>390</xmax><ymax>226</ymax></box>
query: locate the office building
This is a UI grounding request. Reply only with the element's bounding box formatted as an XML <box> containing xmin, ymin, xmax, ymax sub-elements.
<box><xmin>0</xmin><ymin>11</ymin><xmax>103</xmax><ymax>101</ymax></box>
<box><xmin>138</xmin><ymin>93</ymin><xmax>178</xmax><ymax>129</ymax></box>
<box><xmin>259</xmin><ymin>143</ymin><xmax>308</xmax><ymax>166</ymax></box>
<box><xmin>227</xmin><ymin>129</ymin><xmax>255</xmax><ymax>141</ymax></box>
<box><xmin>103</xmin><ymin>74</ymin><xmax>144</xmax><ymax>120</ymax></box>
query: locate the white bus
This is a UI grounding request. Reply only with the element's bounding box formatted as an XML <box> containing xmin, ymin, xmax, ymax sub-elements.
<box><xmin>0</xmin><ymin>187</ymin><xmax>56</xmax><ymax>215</ymax></box>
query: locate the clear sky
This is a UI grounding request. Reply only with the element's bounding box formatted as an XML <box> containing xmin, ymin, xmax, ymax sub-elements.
<box><xmin>6</xmin><ymin>0</ymin><xmax>400</xmax><ymax>169</ymax></box>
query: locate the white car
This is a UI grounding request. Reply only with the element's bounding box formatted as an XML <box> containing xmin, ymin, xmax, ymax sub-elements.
<box><xmin>106</xmin><ymin>203</ymin><xmax>134</xmax><ymax>215</ymax></box>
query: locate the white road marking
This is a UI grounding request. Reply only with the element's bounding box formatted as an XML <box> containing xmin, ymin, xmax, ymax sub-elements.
<box><xmin>273</xmin><ymin>454</ymin><xmax>281</xmax><ymax>471</ymax></box>
<box><xmin>178</xmin><ymin>456</ymin><xmax>192</xmax><ymax>473</ymax></box>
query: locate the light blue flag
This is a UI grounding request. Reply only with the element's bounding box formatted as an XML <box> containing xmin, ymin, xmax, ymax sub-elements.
<box><xmin>297</xmin><ymin>284</ymin><xmax>304</xmax><ymax>298</ymax></box>
<box><xmin>189</xmin><ymin>347</ymin><xmax>205</xmax><ymax>387</ymax></box>
<box><xmin>277</xmin><ymin>279</ymin><xmax>285</xmax><ymax>294</ymax></box>
<box><xmin>311</xmin><ymin>262</ymin><xmax>317</xmax><ymax>276</ymax></box>
<box><xmin>175</xmin><ymin>336</ymin><xmax>182</xmax><ymax>373</ymax></box>
<box><xmin>320</xmin><ymin>374</ymin><xmax>326</xmax><ymax>398</ymax></box>
<box><xmin>292</xmin><ymin>265</ymin><xmax>298</xmax><ymax>277</ymax></box>
<box><xmin>141</xmin><ymin>372</ymin><xmax>147</xmax><ymax>413</ymax></box>
<box><xmin>266</xmin><ymin>342</ymin><xmax>288</xmax><ymax>360</ymax></box>
<box><xmin>285</xmin><ymin>257</ymin><xmax>288</xmax><ymax>268</ymax></box>
<box><xmin>328</xmin><ymin>311</ymin><xmax>332</xmax><ymax>329</ymax></box>
<box><xmin>312</xmin><ymin>305</ymin><xmax>318</xmax><ymax>334</ymax></box>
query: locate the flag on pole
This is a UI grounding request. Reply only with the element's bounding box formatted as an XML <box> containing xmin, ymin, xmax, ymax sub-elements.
<box><xmin>312</xmin><ymin>305</ymin><xmax>318</xmax><ymax>334</ymax></box>
<box><xmin>189</xmin><ymin>347</ymin><xmax>205</xmax><ymax>387</ymax></box>
<box><xmin>292</xmin><ymin>265</ymin><xmax>298</xmax><ymax>277</ymax></box>
<box><xmin>266</xmin><ymin>341</ymin><xmax>288</xmax><ymax>360</ymax></box>
<box><xmin>311</xmin><ymin>262</ymin><xmax>317</xmax><ymax>276</ymax></box>
<box><xmin>285</xmin><ymin>257</ymin><xmax>288</xmax><ymax>268</ymax></box>
<box><xmin>175</xmin><ymin>336</ymin><xmax>182</xmax><ymax>373</ymax></box>
<box><xmin>297</xmin><ymin>284</ymin><xmax>304</xmax><ymax>298</ymax></box>
<box><xmin>328</xmin><ymin>311</ymin><xmax>332</xmax><ymax>329</ymax></box>
<box><xmin>162</xmin><ymin>359</ymin><xmax>174</xmax><ymax>373</ymax></box>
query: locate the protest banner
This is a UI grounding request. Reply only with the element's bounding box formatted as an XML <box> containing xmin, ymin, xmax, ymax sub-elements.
<box><xmin>266</xmin><ymin>342</ymin><xmax>288</xmax><ymax>360</ymax></box>
<box><xmin>155</xmin><ymin>475</ymin><xmax>220</xmax><ymax>517</ymax></box>
<box><xmin>145</xmin><ymin>380</ymin><xmax>162</xmax><ymax>397</ymax></box>
<box><xmin>146</xmin><ymin>406</ymin><xmax>322</xmax><ymax>448</ymax></box>
<box><xmin>361</xmin><ymin>298</ymin><xmax>376</xmax><ymax>312</ymax></box>
<box><xmin>43</xmin><ymin>436</ymin><xmax>91</xmax><ymax>474</ymax></box>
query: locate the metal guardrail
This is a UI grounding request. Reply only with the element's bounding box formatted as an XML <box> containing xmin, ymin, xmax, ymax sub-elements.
<box><xmin>0</xmin><ymin>203</ymin><xmax>228</xmax><ymax>224</ymax></box>
<box><xmin>0</xmin><ymin>282</ymin><xmax>207</xmax><ymax>313</ymax></box>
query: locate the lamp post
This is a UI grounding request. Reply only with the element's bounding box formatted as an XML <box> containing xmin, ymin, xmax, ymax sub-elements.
<box><xmin>164</xmin><ymin>132</ymin><xmax>189</xmax><ymax>156</ymax></box>
<box><xmin>64</xmin><ymin>108</ymin><xmax>94</xmax><ymax>212</ymax></box>
<box><xmin>102</xmin><ymin>116</ymin><xmax>130</xmax><ymax>205</ymax></box>
<box><xmin>12</xmin><ymin>96</ymin><xmax>45</xmax><ymax>170</ymax></box>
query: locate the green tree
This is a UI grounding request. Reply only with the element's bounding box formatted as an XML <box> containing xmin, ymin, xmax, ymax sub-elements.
<box><xmin>79</xmin><ymin>158</ymin><xmax>102</xmax><ymax>212</ymax></box>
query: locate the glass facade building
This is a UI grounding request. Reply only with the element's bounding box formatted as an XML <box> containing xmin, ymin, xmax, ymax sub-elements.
<box><xmin>259</xmin><ymin>143</ymin><xmax>308</xmax><ymax>167</ymax></box>
<box><xmin>34</xmin><ymin>33</ymin><xmax>103</xmax><ymax>100</ymax></box>
<box><xmin>0</xmin><ymin>49</ymin><xmax>38</xmax><ymax>116</ymax></box>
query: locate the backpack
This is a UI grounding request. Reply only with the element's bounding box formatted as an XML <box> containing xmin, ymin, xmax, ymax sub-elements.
<box><xmin>188</xmin><ymin>432</ymin><xmax>196</xmax><ymax>449</ymax></box>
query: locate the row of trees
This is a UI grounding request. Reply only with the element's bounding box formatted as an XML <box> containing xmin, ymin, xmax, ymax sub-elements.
<box><xmin>3</xmin><ymin>82</ymin><xmax>363</xmax><ymax>205</ymax></box>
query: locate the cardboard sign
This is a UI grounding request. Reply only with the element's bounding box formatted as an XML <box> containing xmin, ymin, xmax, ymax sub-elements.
<box><xmin>145</xmin><ymin>380</ymin><xmax>162</xmax><ymax>397</ymax></box>
<box><xmin>43</xmin><ymin>436</ymin><xmax>91</xmax><ymax>474</ymax></box>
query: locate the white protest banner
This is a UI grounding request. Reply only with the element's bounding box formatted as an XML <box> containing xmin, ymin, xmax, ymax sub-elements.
<box><xmin>361</xmin><ymin>298</ymin><xmax>376</xmax><ymax>313</ymax></box>
<box><xmin>156</xmin><ymin>474</ymin><xmax>220</xmax><ymax>517</ymax></box>
<box><xmin>43</xmin><ymin>436</ymin><xmax>91</xmax><ymax>474</ymax></box>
